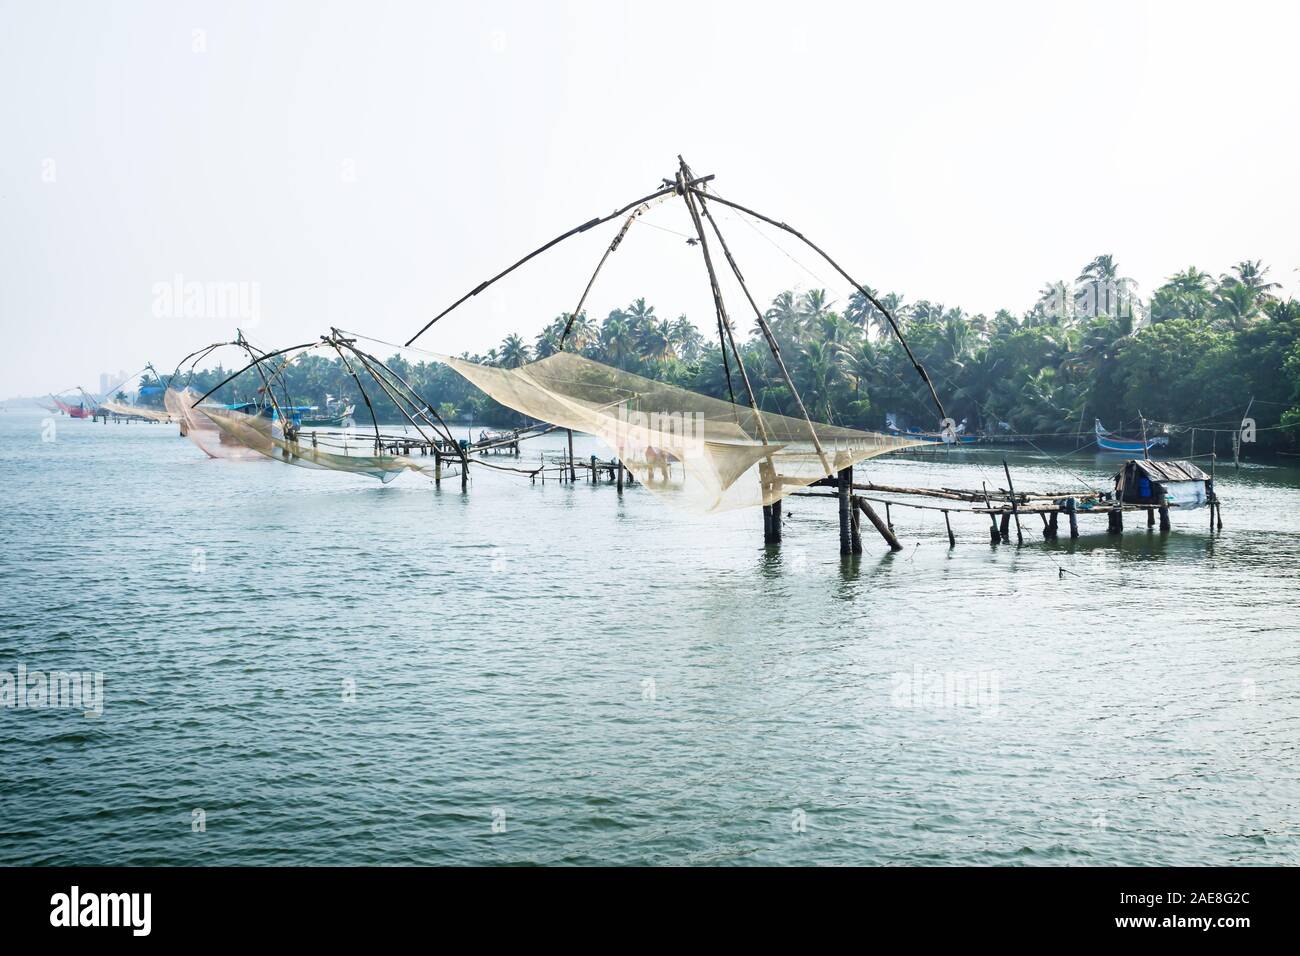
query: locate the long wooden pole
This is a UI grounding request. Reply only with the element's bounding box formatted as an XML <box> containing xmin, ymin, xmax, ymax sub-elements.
<box><xmin>677</xmin><ymin>162</ymin><xmax>766</xmax><ymax>437</ymax></box>
<box><xmin>856</xmin><ymin>497</ymin><xmax>903</xmax><ymax>552</ymax></box>
<box><xmin>1002</xmin><ymin>459</ymin><xmax>1024</xmax><ymax>544</ymax></box>
<box><xmin>685</xmin><ymin>187</ymin><xmax>947</xmax><ymax>425</ymax></box>
<box><xmin>405</xmin><ymin>175</ymin><xmax>714</xmax><ymax>347</ymax></box>
<box><xmin>692</xmin><ymin>183</ymin><xmax>830</xmax><ymax>474</ymax></box>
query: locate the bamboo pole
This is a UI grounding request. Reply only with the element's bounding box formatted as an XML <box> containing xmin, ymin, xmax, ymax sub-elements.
<box><xmin>685</xmin><ymin>187</ymin><xmax>946</xmax><ymax>425</ymax></box>
<box><xmin>692</xmin><ymin>179</ymin><xmax>830</xmax><ymax>475</ymax></box>
<box><xmin>406</xmin><ymin>175</ymin><xmax>715</xmax><ymax>347</ymax></box>
<box><xmin>677</xmin><ymin>163</ymin><xmax>767</xmax><ymax>443</ymax></box>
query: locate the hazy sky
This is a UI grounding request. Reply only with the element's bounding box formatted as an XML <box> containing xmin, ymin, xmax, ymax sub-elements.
<box><xmin>2</xmin><ymin>0</ymin><xmax>1297</xmax><ymax>396</ymax></box>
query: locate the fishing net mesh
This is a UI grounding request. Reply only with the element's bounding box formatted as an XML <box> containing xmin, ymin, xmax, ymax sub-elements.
<box><xmin>164</xmin><ymin>387</ymin><xmax>269</xmax><ymax>461</ymax></box>
<box><xmin>436</xmin><ymin>351</ymin><xmax>922</xmax><ymax>513</ymax></box>
<box><xmin>99</xmin><ymin>399</ymin><xmax>173</xmax><ymax>423</ymax></box>
<box><xmin>199</xmin><ymin>405</ymin><xmax>440</xmax><ymax>483</ymax></box>
<box><xmin>170</xmin><ymin>349</ymin><xmax>919</xmax><ymax>508</ymax></box>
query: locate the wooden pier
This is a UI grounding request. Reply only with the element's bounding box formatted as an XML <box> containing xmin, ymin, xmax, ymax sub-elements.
<box><xmin>791</xmin><ymin>456</ymin><xmax>1221</xmax><ymax>554</ymax></box>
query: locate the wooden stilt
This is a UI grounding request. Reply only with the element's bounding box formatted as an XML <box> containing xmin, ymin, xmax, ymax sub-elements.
<box><xmin>838</xmin><ymin>466</ymin><xmax>853</xmax><ymax>555</ymax></box>
<box><xmin>943</xmin><ymin>510</ymin><xmax>955</xmax><ymax>548</ymax></box>
<box><xmin>856</xmin><ymin>498</ymin><xmax>903</xmax><ymax>552</ymax></box>
<box><xmin>1067</xmin><ymin>498</ymin><xmax>1079</xmax><ymax>539</ymax></box>
<box><xmin>999</xmin><ymin>511</ymin><xmax>1011</xmax><ymax>542</ymax></box>
<box><xmin>849</xmin><ymin>497</ymin><xmax>863</xmax><ymax>554</ymax></box>
<box><xmin>616</xmin><ymin>459</ymin><xmax>624</xmax><ymax>494</ymax></box>
<box><xmin>1147</xmin><ymin>508</ymin><xmax>1155</xmax><ymax>527</ymax></box>
<box><xmin>567</xmin><ymin>428</ymin><xmax>576</xmax><ymax>483</ymax></box>
<box><xmin>1159</xmin><ymin>505</ymin><xmax>1170</xmax><ymax>531</ymax></box>
<box><xmin>982</xmin><ymin>482</ymin><xmax>999</xmax><ymax>543</ymax></box>
<box><xmin>1002</xmin><ymin>459</ymin><xmax>1024</xmax><ymax>545</ymax></box>
<box><xmin>434</xmin><ymin>452</ymin><xmax>441</xmax><ymax>487</ymax></box>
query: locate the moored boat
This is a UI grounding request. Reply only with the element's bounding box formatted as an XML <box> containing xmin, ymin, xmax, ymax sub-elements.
<box><xmin>1095</xmin><ymin>419</ymin><xmax>1167</xmax><ymax>454</ymax></box>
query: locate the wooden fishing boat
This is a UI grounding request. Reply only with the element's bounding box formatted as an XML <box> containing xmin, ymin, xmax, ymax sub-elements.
<box><xmin>1095</xmin><ymin>419</ymin><xmax>1167</xmax><ymax>454</ymax></box>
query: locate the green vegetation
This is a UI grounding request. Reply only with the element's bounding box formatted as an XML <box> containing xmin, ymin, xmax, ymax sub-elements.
<box><xmin>148</xmin><ymin>257</ymin><xmax>1300</xmax><ymax>454</ymax></box>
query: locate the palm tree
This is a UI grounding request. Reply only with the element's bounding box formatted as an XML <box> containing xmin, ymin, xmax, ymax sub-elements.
<box><xmin>1264</xmin><ymin>297</ymin><xmax>1300</xmax><ymax>323</ymax></box>
<box><xmin>668</xmin><ymin>315</ymin><xmax>704</xmax><ymax>362</ymax></box>
<box><xmin>533</xmin><ymin>326</ymin><xmax>562</xmax><ymax>359</ymax></box>
<box><xmin>1212</xmin><ymin>281</ymin><xmax>1259</xmax><ymax>332</ymax></box>
<box><xmin>1077</xmin><ymin>254</ymin><xmax>1122</xmax><ymax>318</ymax></box>
<box><xmin>637</xmin><ymin>317</ymin><xmax>676</xmax><ymax>364</ymax></box>
<box><xmin>796</xmin><ymin>339</ymin><xmax>838</xmax><ymax>421</ymax></box>
<box><xmin>599</xmin><ymin>312</ymin><xmax>635</xmax><ymax>366</ymax></box>
<box><xmin>1036</xmin><ymin>280</ymin><xmax>1073</xmax><ymax>325</ymax></box>
<box><xmin>763</xmin><ymin>291</ymin><xmax>802</xmax><ymax>342</ymax></box>
<box><xmin>799</xmin><ymin>289</ymin><xmax>834</xmax><ymax>329</ymax></box>
<box><xmin>1225</xmin><ymin>260</ymin><xmax>1280</xmax><ymax>301</ymax></box>
<box><xmin>498</xmin><ymin>333</ymin><xmax>530</xmax><ymax>368</ymax></box>
<box><xmin>835</xmin><ymin>338</ymin><xmax>878</xmax><ymax>415</ymax></box>
<box><xmin>845</xmin><ymin>288</ymin><xmax>875</xmax><ymax>329</ymax></box>
<box><xmin>909</xmin><ymin>300</ymin><xmax>946</xmax><ymax>324</ymax></box>
<box><xmin>1151</xmin><ymin>267</ymin><xmax>1216</xmax><ymax>324</ymax></box>
<box><xmin>563</xmin><ymin>311</ymin><xmax>598</xmax><ymax>350</ymax></box>
<box><xmin>624</xmin><ymin>297</ymin><xmax>657</xmax><ymax>336</ymax></box>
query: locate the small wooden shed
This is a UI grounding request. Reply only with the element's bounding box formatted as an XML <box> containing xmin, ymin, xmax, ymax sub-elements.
<box><xmin>1115</xmin><ymin>459</ymin><xmax>1211</xmax><ymax>509</ymax></box>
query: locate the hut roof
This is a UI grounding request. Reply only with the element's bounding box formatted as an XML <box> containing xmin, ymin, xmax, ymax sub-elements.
<box><xmin>1128</xmin><ymin>459</ymin><xmax>1210</xmax><ymax>482</ymax></box>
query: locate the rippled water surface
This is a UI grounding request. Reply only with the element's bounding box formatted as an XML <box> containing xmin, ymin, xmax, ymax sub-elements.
<box><xmin>1</xmin><ymin>409</ymin><xmax>1298</xmax><ymax>865</ymax></box>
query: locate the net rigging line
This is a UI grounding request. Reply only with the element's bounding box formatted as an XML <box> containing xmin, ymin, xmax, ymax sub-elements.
<box><xmin>404</xmin><ymin>173</ymin><xmax>716</xmax><ymax>348</ymax></box>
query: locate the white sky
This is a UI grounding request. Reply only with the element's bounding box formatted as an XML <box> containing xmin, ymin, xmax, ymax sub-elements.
<box><xmin>2</xmin><ymin>0</ymin><xmax>1298</xmax><ymax>395</ymax></box>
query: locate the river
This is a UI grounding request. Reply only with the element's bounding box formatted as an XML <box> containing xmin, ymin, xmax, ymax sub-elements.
<box><xmin>1</xmin><ymin>407</ymin><xmax>1297</xmax><ymax>865</ymax></box>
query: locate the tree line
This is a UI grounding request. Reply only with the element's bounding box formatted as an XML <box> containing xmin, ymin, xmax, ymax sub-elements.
<box><xmin>146</xmin><ymin>255</ymin><xmax>1300</xmax><ymax>454</ymax></box>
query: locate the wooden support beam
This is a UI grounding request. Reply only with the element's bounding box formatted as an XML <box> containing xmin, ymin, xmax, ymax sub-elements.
<box><xmin>1067</xmin><ymin>498</ymin><xmax>1079</xmax><ymax>538</ymax></box>
<box><xmin>943</xmin><ymin>510</ymin><xmax>955</xmax><ymax>548</ymax></box>
<box><xmin>838</xmin><ymin>466</ymin><xmax>853</xmax><ymax>555</ymax></box>
<box><xmin>1159</xmin><ymin>505</ymin><xmax>1170</xmax><ymax>531</ymax></box>
<box><xmin>849</xmin><ymin>497</ymin><xmax>863</xmax><ymax>554</ymax></box>
<box><xmin>1002</xmin><ymin>460</ymin><xmax>1024</xmax><ymax>544</ymax></box>
<box><xmin>983</xmin><ymin>482</ymin><xmax>999</xmax><ymax>543</ymax></box>
<box><xmin>855</xmin><ymin>497</ymin><xmax>903</xmax><ymax>552</ymax></box>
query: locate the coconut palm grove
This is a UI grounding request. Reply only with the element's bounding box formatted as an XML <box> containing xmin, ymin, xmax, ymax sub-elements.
<box><xmin>152</xmin><ymin>255</ymin><xmax>1300</xmax><ymax>455</ymax></box>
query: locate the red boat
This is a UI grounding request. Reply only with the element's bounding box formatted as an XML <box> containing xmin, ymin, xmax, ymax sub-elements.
<box><xmin>50</xmin><ymin>395</ymin><xmax>92</xmax><ymax>419</ymax></box>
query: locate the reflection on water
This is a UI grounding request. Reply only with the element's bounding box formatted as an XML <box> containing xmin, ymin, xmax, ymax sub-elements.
<box><xmin>0</xmin><ymin>411</ymin><xmax>1297</xmax><ymax>865</ymax></box>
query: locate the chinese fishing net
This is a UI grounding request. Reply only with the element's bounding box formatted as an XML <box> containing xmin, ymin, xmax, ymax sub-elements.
<box><xmin>432</xmin><ymin>350</ymin><xmax>923</xmax><ymax>513</ymax></box>
<box><xmin>164</xmin><ymin>387</ymin><xmax>269</xmax><ymax>461</ymax></box>
<box><xmin>198</xmin><ymin>405</ymin><xmax>443</xmax><ymax>483</ymax></box>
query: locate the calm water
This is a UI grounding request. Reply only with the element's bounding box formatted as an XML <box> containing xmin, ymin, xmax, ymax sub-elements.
<box><xmin>1</xmin><ymin>407</ymin><xmax>1298</xmax><ymax>866</ymax></box>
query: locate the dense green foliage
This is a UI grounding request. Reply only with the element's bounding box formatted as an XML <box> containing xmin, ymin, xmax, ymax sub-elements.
<box><xmin>148</xmin><ymin>257</ymin><xmax>1300</xmax><ymax>454</ymax></box>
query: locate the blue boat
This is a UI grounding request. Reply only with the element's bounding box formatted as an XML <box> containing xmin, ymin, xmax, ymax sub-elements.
<box><xmin>1095</xmin><ymin>419</ymin><xmax>1167</xmax><ymax>454</ymax></box>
